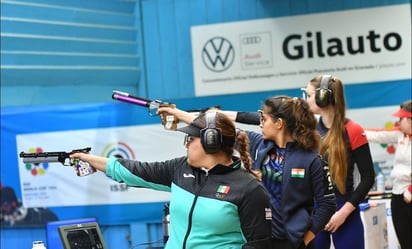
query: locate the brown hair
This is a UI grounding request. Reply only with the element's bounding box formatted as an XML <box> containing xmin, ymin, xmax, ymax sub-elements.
<box><xmin>235</xmin><ymin>130</ymin><xmax>256</xmax><ymax>177</ymax></box>
<box><xmin>195</xmin><ymin>112</ymin><xmax>256</xmax><ymax>178</ymax></box>
<box><xmin>310</xmin><ymin>75</ymin><xmax>348</xmax><ymax>194</ymax></box>
<box><xmin>400</xmin><ymin>99</ymin><xmax>412</xmax><ymax>113</ymax></box>
<box><xmin>264</xmin><ymin>96</ymin><xmax>320</xmax><ymax>151</ymax></box>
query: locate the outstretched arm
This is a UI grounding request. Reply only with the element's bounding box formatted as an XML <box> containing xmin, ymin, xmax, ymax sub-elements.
<box><xmin>364</xmin><ymin>128</ymin><xmax>400</xmax><ymax>144</ymax></box>
<box><xmin>70</xmin><ymin>153</ymin><xmax>108</xmax><ymax>172</ymax></box>
<box><xmin>157</xmin><ymin>107</ymin><xmax>196</xmax><ymax>124</ymax></box>
<box><xmin>157</xmin><ymin>106</ymin><xmax>254</xmax><ymax>125</ymax></box>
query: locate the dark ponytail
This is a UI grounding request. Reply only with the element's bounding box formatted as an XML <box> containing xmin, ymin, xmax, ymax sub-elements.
<box><xmin>264</xmin><ymin>96</ymin><xmax>320</xmax><ymax>151</ymax></box>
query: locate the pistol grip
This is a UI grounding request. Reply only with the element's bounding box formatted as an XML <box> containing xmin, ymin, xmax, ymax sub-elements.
<box><xmin>160</xmin><ymin>104</ymin><xmax>179</xmax><ymax>130</ymax></box>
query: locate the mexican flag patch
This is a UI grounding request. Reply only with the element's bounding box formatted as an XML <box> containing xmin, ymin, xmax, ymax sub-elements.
<box><xmin>291</xmin><ymin>168</ymin><xmax>305</xmax><ymax>178</ymax></box>
<box><xmin>217</xmin><ymin>185</ymin><xmax>231</xmax><ymax>194</ymax></box>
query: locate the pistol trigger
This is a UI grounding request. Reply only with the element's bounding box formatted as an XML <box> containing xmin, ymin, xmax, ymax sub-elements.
<box><xmin>63</xmin><ymin>157</ymin><xmax>72</xmax><ymax>166</ymax></box>
<box><xmin>148</xmin><ymin>108</ymin><xmax>157</xmax><ymax>116</ymax></box>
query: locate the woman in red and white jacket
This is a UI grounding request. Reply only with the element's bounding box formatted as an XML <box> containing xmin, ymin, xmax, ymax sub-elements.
<box><xmin>365</xmin><ymin>99</ymin><xmax>412</xmax><ymax>249</ymax></box>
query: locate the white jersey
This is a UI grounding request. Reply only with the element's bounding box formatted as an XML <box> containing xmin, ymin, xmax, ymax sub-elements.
<box><xmin>365</xmin><ymin>129</ymin><xmax>411</xmax><ymax>195</ymax></box>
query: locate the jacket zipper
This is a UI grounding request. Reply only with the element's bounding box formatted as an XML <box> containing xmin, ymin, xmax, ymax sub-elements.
<box><xmin>182</xmin><ymin>168</ymin><xmax>209</xmax><ymax>249</ymax></box>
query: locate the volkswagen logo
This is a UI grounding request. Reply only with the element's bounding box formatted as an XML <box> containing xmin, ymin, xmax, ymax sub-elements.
<box><xmin>202</xmin><ymin>37</ymin><xmax>235</xmax><ymax>72</ymax></box>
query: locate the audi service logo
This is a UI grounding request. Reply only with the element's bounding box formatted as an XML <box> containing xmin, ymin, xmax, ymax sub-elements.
<box><xmin>202</xmin><ymin>37</ymin><xmax>235</xmax><ymax>72</ymax></box>
<box><xmin>242</xmin><ymin>36</ymin><xmax>261</xmax><ymax>45</ymax></box>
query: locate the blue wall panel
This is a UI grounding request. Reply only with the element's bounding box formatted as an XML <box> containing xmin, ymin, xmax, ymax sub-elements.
<box><xmin>1</xmin><ymin>69</ymin><xmax>139</xmax><ymax>86</ymax></box>
<box><xmin>189</xmin><ymin>0</ymin><xmax>207</xmax><ymax>25</ymax></box>
<box><xmin>1</xmin><ymin>53</ymin><xmax>138</xmax><ymax>66</ymax></box>
<box><xmin>255</xmin><ymin>1</ymin><xmax>280</xmax><ymax>18</ymax></box>
<box><xmin>157</xmin><ymin>0</ymin><xmax>179</xmax><ymax>97</ymax></box>
<box><xmin>0</xmin><ymin>36</ymin><xmax>137</xmax><ymax>53</ymax></box>
<box><xmin>222</xmin><ymin>0</ymin><xmax>241</xmax><ymax>20</ymax></box>
<box><xmin>1</xmin><ymin>20</ymin><xmax>136</xmax><ymax>40</ymax></box>
<box><xmin>5</xmin><ymin>0</ymin><xmax>136</xmax><ymax>13</ymax></box>
<box><xmin>0</xmin><ymin>3</ymin><xmax>135</xmax><ymax>26</ymax></box>
<box><xmin>1</xmin><ymin>0</ymin><xmax>140</xmax><ymax>106</ymax></box>
<box><xmin>175</xmin><ymin>0</ymin><xmax>194</xmax><ymax>96</ymax></box>
<box><xmin>140</xmin><ymin>0</ymin><xmax>162</xmax><ymax>98</ymax></box>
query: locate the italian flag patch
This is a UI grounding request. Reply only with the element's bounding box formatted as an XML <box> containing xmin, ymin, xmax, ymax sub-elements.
<box><xmin>291</xmin><ymin>168</ymin><xmax>305</xmax><ymax>178</ymax></box>
<box><xmin>217</xmin><ymin>185</ymin><xmax>231</xmax><ymax>194</ymax></box>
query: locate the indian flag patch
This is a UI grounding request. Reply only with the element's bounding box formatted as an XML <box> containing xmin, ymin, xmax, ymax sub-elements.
<box><xmin>291</xmin><ymin>168</ymin><xmax>305</xmax><ymax>178</ymax></box>
<box><xmin>217</xmin><ymin>185</ymin><xmax>231</xmax><ymax>194</ymax></box>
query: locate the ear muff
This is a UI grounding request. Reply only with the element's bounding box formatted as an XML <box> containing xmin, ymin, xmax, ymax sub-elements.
<box><xmin>200</xmin><ymin>112</ymin><xmax>223</xmax><ymax>154</ymax></box>
<box><xmin>315</xmin><ymin>75</ymin><xmax>333</xmax><ymax>107</ymax></box>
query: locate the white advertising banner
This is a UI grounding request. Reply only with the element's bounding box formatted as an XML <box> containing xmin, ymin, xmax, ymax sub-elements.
<box><xmin>16</xmin><ymin>125</ymin><xmax>187</xmax><ymax>207</ymax></box>
<box><xmin>191</xmin><ymin>4</ymin><xmax>411</xmax><ymax>96</ymax></box>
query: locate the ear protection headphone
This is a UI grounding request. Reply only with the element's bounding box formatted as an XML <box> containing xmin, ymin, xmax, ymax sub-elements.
<box><xmin>200</xmin><ymin>112</ymin><xmax>223</xmax><ymax>154</ymax></box>
<box><xmin>315</xmin><ymin>75</ymin><xmax>334</xmax><ymax>107</ymax></box>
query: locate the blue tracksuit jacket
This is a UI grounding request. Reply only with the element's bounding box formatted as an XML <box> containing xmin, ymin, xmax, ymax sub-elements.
<box><xmin>246</xmin><ymin>131</ymin><xmax>336</xmax><ymax>248</ymax></box>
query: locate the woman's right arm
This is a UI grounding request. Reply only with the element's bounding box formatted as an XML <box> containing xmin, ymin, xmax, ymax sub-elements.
<box><xmin>364</xmin><ymin>128</ymin><xmax>400</xmax><ymax>144</ymax></box>
<box><xmin>157</xmin><ymin>107</ymin><xmax>197</xmax><ymax>124</ymax></box>
<box><xmin>235</xmin><ymin>112</ymin><xmax>260</xmax><ymax>125</ymax></box>
<box><xmin>157</xmin><ymin>107</ymin><xmax>259</xmax><ymax>125</ymax></box>
<box><xmin>70</xmin><ymin>152</ymin><xmax>173</xmax><ymax>191</ymax></box>
<box><xmin>70</xmin><ymin>153</ymin><xmax>108</xmax><ymax>172</ymax></box>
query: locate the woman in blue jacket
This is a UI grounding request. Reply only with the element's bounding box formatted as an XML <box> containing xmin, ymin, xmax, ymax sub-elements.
<box><xmin>71</xmin><ymin>112</ymin><xmax>272</xmax><ymax>249</ymax></box>
<box><xmin>158</xmin><ymin>96</ymin><xmax>336</xmax><ymax>249</ymax></box>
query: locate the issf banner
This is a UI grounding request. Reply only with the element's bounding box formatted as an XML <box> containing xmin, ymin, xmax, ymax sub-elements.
<box><xmin>16</xmin><ymin>125</ymin><xmax>186</xmax><ymax>207</ymax></box>
<box><xmin>1</xmin><ymin>102</ymin><xmax>187</xmax><ymax>215</ymax></box>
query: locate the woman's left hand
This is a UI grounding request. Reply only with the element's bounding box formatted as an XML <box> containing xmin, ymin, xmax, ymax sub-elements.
<box><xmin>324</xmin><ymin>209</ymin><xmax>349</xmax><ymax>233</ymax></box>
